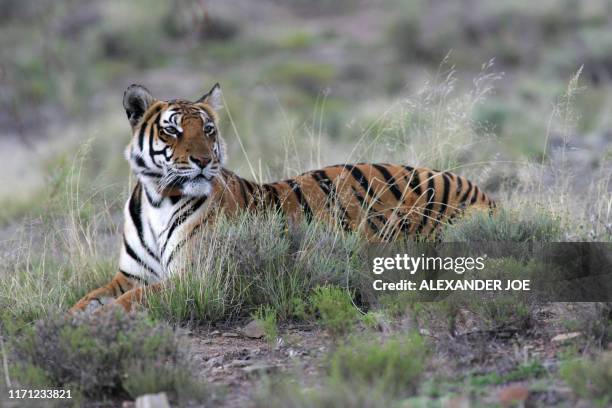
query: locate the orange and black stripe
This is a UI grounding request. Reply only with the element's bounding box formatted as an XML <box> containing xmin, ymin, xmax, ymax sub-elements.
<box><xmin>212</xmin><ymin>163</ymin><xmax>494</xmax><ymax>242</ymax></box>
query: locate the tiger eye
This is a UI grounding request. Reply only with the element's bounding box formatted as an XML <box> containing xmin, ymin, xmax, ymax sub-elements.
<box><xmin>204</xmin><ymin>123</ymin><xmax>215</xmax><ymax>135</ymax></box>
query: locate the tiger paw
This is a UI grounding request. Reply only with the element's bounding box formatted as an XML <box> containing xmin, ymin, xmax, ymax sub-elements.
<box><xmin>69</xmin><ymin>296</ymin><xmax>116</xmax><ymax>315</ymax></box>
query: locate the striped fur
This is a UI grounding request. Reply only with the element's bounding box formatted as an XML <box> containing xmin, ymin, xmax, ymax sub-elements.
<box><xmin>69</xmin><ymin>84</ymin><xmax>495</xmax><ymax>313</ymax></box>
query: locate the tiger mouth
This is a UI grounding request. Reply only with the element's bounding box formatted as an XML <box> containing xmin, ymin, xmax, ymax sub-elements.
<box><xmin>194</xmin><ymin>174</ymin><xmax>215</xmax><ymax>182</ymax></box>
<box><xmin>167</xmin><ymin>174</ymin><xmax>214</xmax><ymax>188</ymax></box>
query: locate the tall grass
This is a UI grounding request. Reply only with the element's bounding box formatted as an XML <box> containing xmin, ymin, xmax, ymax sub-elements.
<box><xmin>0</xmin><ymin>145</ymin><xmax>121</xmax><ymax>327</ymax></box>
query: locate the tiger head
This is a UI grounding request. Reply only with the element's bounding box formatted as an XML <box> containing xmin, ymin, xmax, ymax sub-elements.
<box><xmin>122</xmin><ymin>83</ymin><xmax>227</xmax><ymax>197</ymax></box>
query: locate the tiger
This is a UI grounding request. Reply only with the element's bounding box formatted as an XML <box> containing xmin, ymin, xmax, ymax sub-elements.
<box><xmin>69</xmin><ymin>83</ymin><xmax>496</xmax><ymax>313</ymax></box>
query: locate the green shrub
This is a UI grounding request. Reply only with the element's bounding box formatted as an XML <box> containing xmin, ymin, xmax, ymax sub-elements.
<box><xmin>9</xmin><ymin>311</ymin><xmax>206</xmax><ymax>403</ymax></box>
<box><xmin>560</xmin><ymin>352</ymin><xmax>612</xmax><ymax>406</ymax></box>
<box><xmin>310</xmin><ymin>285</ymin><xmax>359</xmax><ymax>337</ymax></box>
<box><xmin>469</xmin><ymin>360</ymin><xmax>546</xmax><ymax>386</ymax></box>
<box><xmin>443</xmin><ymin>208</ymin><xmax>562</xmax><ymax>242</ymax></box>
<box><xmin>253</xmin><ymin>305</ymin><xmax>279</xmax><ymax>345</ymax></box>
<box><xmin>360</xmin><ymin>311</ymin><xmax>385</xmax><ymax>330</ymax></box>
<box><xmin>329</xmin><ymin>332</ymin><xmax>428</xmax><ymax>395</ymax></box>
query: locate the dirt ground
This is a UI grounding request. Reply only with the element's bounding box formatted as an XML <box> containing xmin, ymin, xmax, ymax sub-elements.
<box><xmin>187</xmin><ymin>323</ymin><xmax>330</xmax><ymax>407</ymax></box>
<box><xmin>175</xmin><ymin>303</ymin><xmax>601</xmax><ymax>407</ymax></box>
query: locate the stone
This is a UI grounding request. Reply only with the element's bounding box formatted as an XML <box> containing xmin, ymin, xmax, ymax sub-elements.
<box><xmin>222</xmin><ymin>332</ymin><xmax>239</xmax><ymax>338</ymax></box>
<box><xmin>241</xmin><ymin>319</ymin><xmax>265</xmax><ymax>339</ymax></box>
<box><xmin>242</xmin><ymin>363</ymin><xmax>278</xmax><ymax>375</ymax></box>
<box><xmin>228</xmin><ymin>359</ymin><xmax>250</xmax><ymax>367</ymax></box>
<box><xmin>205</xmin><ymin>356</ymin><xmax>223</xmax><ymax>368</ymax></box>
<box><xmin>135</xmin><ymin>392</ymin><xmax>170</xmax><ymax>408</ymax></box>
<box><xmin>551</xmin><ymin>332</ymin><xmax>582</xmax><ymax>345</ymax></box>
<box><xmin>498</xmin><ymin>385</ymin><xmax>529</xmax><ymax>407</ymax></box>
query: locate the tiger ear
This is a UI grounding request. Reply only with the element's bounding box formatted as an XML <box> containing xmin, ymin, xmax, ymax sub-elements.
<box><xmin>197</xmin><ymin>83</ymin><xmax>223</xmax><ymax>111</ymax></box>
<box><xmin>123</xmin><ymin>84</ymin><xmax>156</xmax><ymax>128</ymax></box>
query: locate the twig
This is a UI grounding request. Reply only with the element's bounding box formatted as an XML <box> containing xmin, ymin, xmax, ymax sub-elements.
<box><xmin>0</xmin><ymin>335</ymin><xmax>11</xmax><ymax>389</ymax></box>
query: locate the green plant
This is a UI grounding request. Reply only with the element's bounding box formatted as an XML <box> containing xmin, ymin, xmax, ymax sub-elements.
<box><xmin>560</xmin><ymin>352</ymin><xmax>612</xmax><ymax>406</ymax></box>
<box><xmin>310</xmin><ymin>285</ymin><xmax>359</xmax><ymax>337</ymax></box>
<box><xmin>289</xmin><ymin>296</ymin><xmax>309</xmax><ymax>321</ymax></box>
<box><xmin>469</xmin><ymin>360</ymin><xmax>546</xmax><ymax>386</ymax></box>
<box><xmin>360</xmin><ymin>311</ymin><xmax>385</xmax><ymax>330</ymax></box>
<box><xmin>253</xmin><ymin>305</ymin><xmax>279</xmax><ymax>345</ymax></box>
<box><xmin>329</xmin><ymin>332</ymin><xmax>428</xmax><ymax>395</ymax></box>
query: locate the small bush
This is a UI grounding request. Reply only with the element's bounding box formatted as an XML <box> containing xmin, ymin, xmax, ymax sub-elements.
<box><xmin>9</xmin><ymin>311</ymin><xmax>207</xmax><ymax>403</ymax></box>
<box><xmin>560</xmin><ymin>352</ymin><xmax>612</xmax><ymax>405</ymax></box>
<box><xmin>310</xmin><ymin>285</ymin><xmax>359</xmax><ymax>337</ymax></box>
<box><xmin>252</xmin><ymin>305</ymin><xmax>279</xmax><ymax>345</ymax></box>
<box><xmin>329</xmin><ymin>332</ymin><xmax>428</xmax><ymax>395</ymax></box>
<box><xmin>469</xmin><ymin>360</ymin><xmax>546</xmax><ymax>386</ymax></box>
<box><xmin>443</xmin><ymin>208</ymin><xmax>562</xmax><ymax>242</ymax></box>
<box><xmin>360</xmin><ymin>311</ymin><xmax>385</xmax><ymax>330</ymax></box>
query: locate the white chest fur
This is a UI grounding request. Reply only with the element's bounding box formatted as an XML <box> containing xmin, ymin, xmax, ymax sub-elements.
<box><xmin>119</xmin><ymin>185</ymin><xmax>210</xmax><ymax>282</ymax></box>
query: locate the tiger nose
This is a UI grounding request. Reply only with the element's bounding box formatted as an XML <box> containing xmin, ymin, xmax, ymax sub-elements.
<box><xmin>190</xmin><ymin>156</ymin><xmax>211</xmax><ymax>169</ymax></box>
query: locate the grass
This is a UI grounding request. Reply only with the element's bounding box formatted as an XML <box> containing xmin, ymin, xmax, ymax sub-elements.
<box><xmin>443</xmin><ymin>207</ymin><xmax>563</xmax><ymax>242</ymax></box>
<box><xmin>0</xmin><ymin>143</ymin><xmax>125</xmax><ymax>328</ymax></box>
<box><xmin>146</xmin><ymin>212</ymin><xmax>364</xmax><ymax>325</ymax></box>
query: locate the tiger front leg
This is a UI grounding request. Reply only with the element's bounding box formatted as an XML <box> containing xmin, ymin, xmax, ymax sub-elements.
<box><xmin>99</xmin><ymin>282</ymin><xmax>163</xmax><ymax>313</ymax></box>
<box><xmin>69</xmin><ymin>271</ymin><xmax>137</xmax><ymax>314</ymax></box>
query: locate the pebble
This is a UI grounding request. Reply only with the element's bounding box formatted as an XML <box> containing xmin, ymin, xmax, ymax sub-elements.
<box><xmin>551</xmin><ymin>332</ymin><xmax>582</xmax><ymax>345</ymax></box>
<box><xmin>135</xmin><ymin>392</ymin><xmax>170</xmax><ymax>408</ymax></box>
<box><xmin>241</xmin><ymin>320</ymin><xmax>265</xmax><ymax>338</ymax></box>
<box><xmin>498</xmin><ymin>385</ymin><xmax>529</xmax><ymax>407</ymax></box>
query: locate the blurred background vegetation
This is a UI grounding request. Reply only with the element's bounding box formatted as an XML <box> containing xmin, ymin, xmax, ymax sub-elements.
<box><xmin>1</xmin><ymin>0</ymin><xmax>611</xmax><ymax>220</ymax></box>
<box><xmin>1</xmin><ymin>3</ymin><xmax>611</xmax><ymax>404</ymax></box>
